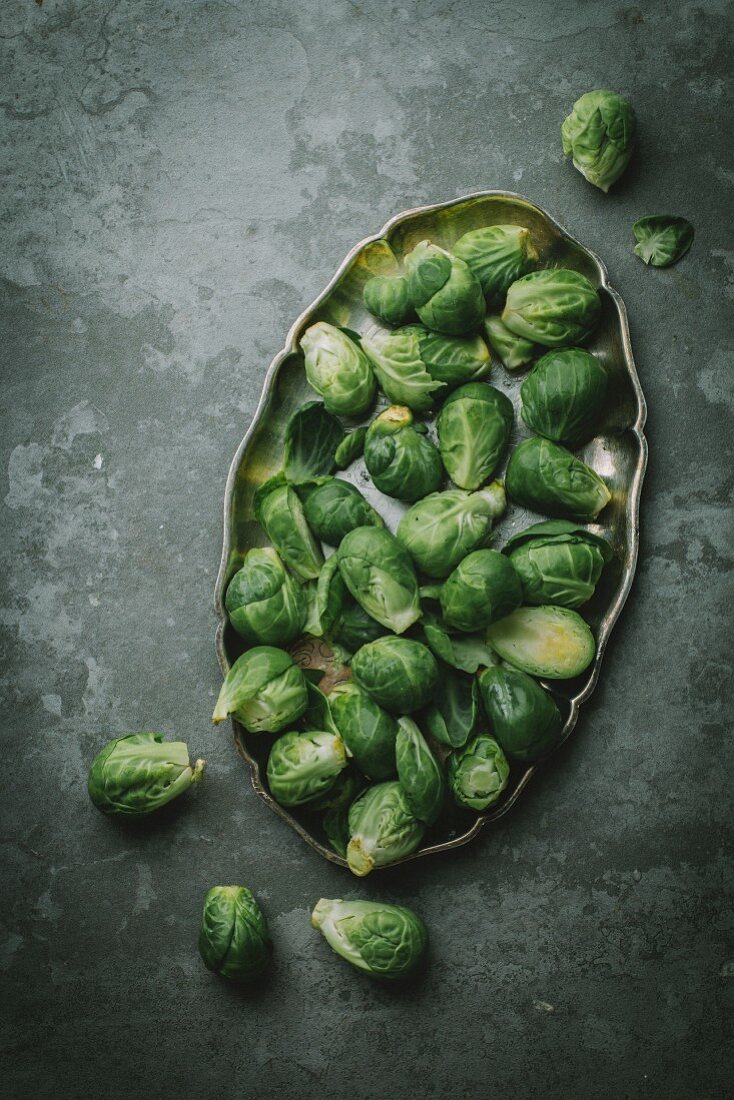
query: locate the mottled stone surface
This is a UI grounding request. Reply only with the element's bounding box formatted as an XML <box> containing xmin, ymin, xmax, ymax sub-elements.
<box><xmin>1</xmin><ymin>1</ymin><xmax>732</xmax><ymax>1097</ymax></box>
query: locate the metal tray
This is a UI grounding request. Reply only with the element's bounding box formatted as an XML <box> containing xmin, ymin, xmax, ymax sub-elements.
<box><xmin>214</xmin><ymin>190</ymin><xmax>648</xmax><ymax>870</ymax></box>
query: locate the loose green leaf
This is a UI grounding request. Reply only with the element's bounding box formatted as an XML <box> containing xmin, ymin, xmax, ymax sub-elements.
<box><xmin>632</xmin><ymin>215</ymin><xmax>694</xmax><ymax>268</ymax></box>
<box><xmin>284</xmin><ymin>402</ymin><xmax>345</xmax><ymax>481</ymax></box>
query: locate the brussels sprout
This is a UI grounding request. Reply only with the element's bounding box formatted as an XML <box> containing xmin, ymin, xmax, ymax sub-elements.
<box><xmin>254</xmin><ymin>476</ymin><xmax>324</xmax><ymax>581</ymax></box>
<box><xmin>423</xmin><ymin>664</ymin><xmax>483</xmax><ymax>748</ymax></box>
<box><xmin>416</xmin><ymin>327</ymin><xmax>492</xmax><ymax>388</ymax></box>
<box><xmin>284</xmin><ymin>401</ymin><xmax>344</xmax><ymax>482</ymax></box>
<box><xmin>503</xmin><ymin>519</ymin><xmax>613</xmax><ymax>608</ymax></box>
<box><xmin>337</xmin><ymin>526</ymin><xmax>421</xmax><ymax>634</ymax></box>
<box><xmin>363</xmin><ymin>405</ymin><xmax>443</xmax><ymax>502</ymax></box>
<box><xmin>297</xmin><ymin>477</ymin><xmax>384</xmax><ymax>547</ymax></box>
<box><xmin>484</xmin><ymin>315</ymin><xmax>537</xmax><ymax>371</ymax></box>
<box><xmin>212</xmin><ymin>646</ymin><xmax>308</xmax><ymax>733</ymax></box>
<box><xmin>329</xmin><ymin>681</ymin><xmax>398</xmax><ymax>781</ymax></box>
<box><xmin>520</xmin><ymin>348</ymin><xmax>608</xmax><ymax>446</ymax></box>
<box><xmin>266</xmin><ymin>729</ymin><xmax>347</xmax><ymax>807</ymax></box>
<box><xmin>225</xmin><ymin>547</ymin><xmax>307</xmax><ymax>646</ymax></box>
<box><xmin>346</xmin><ymin>781</ymin><xmax>425</xmax><ymax>876</ymax></box>
<box><xmin>395</xmin><ymin>717</ymin><xmax>445</xmax><ymax>825</ymax></box>
<box><xmin>420</xmin><ymin>608</ymin><xmax>497</xmax><ymax>674</ymax></box>
<box><xmin>88</xmin><ymin>732</ymin><xmax>205</xmax><ymax>816</ymax></box>
<box><xmin>453</xmin><ymin>225</ymin><xmax>538</xmax><ymax>304</ymax></box>
<box><xmin>363</xmin><ymin>274</ymin><xmax>414</xmax><ymax>325</ymax></box>
<box><xmin>437</xmin><ymin>383</ymin><xmax>513</xmax><ymax>490</ymax></box>
<box><xmin>502</xmin><ymin>270</ymin><xmax>601</xmax><ymax>348</ymax></box>
<box><xmin>478</xmin><ymin>665</ymin><xmax>562</xmax><ymax>761</ymax></box>
<box><xmin>487</xmin><ymin>605</ymin><xmax>596</xmax><ymax>679</ymax></box>
<box><xmin>397</xmin><ymin>481</ymin><xmax>506</xmax><ymax>579</ymax></box>
<box><xmin>335</xmin><ymin>427</ymin><xmax>367</xmax><ymax>469</ymax></box>
<box><xmin>303</xmin><ymin>554</ymin><xmax>347</xmax><ymax>637</ymax></box>
<box><xmin>447</xmin><ymin>735</ymin><xmax>510</xmax><ymax>811</ymax></box>
<box><xmin>199</xmin><ymin>886</ymin><xmax>272</xmax><ymax>982</ymax></box>
<box><xmin>505</xmin><ymin>437</ymin><xmax>611</xmax><ymax>520</ymax></box>
<box><xmin>440</xmin><ymin>549</ymin><xmax>523</xmax><ymax>633</ymax></box>
<box><xmin>333</xmin><ymin>600</ymin><xmax>389</xmax><ymax>653</ymax></box>
<box><xmin>352</xmin><ymin>636</ymin><xmax>439</xmax><ymax>714</ymax></box>
<box><xmin>301</xmin><ymin>322</ymin><xmax>376</xmax><ymax>417</ymax></box>
<box><xmin>561</xmin><ymin>90</ymin><xmax>636</xmax><ymax>193</ymax></box>
<box><xmin>632</xmin><ymin>215</ymin><xmax>694</xmax><ymax>268</ymax></box>
<box><xmin>311</xmin><ymin>898</ymin><xmax>427</xmax><ymax>979</ymax></box>
<box><xmin>404</xmin><ymin>240</ymin><xmax>485</xmax><ymax>335</ymax></box>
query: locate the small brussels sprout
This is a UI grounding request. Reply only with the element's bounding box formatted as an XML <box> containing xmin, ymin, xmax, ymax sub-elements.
<box><xmin>297</xmin><ymin>477</ymin><xmax>384</xmax><ymax>547</ymax></box>
<box><xmin>333</xmin><ymin>600</ymin><xmax>389</xmax><ymax>653</ymax></box>
<box><xmin>420</xmin><ymin>608</ymin><xmax>497</xmax><ymax>674</ymax></box>
<box><xmin>632</xmin><ymin>215</ymin><xmax>694</xmax><ymax>268</ymax></box>
<box><xmin>487</xmin><ymin>605</ymin><xmax>596</xmax><ymax>679</ymax></box>
<box><xmin>364</xmin><ymin>405</ymin><xmax>443</xmax><ymax>502</ymax></box>
<box><xmin>404</xmin><ymin>240</ymin><xmax>485</xmax><ymax>335</ymax></box>
<box><xmin>347</xmin><ymin>781</ymin><xmax>425</xmax><ymax>876</ymax></box>
<box><xmin>453</xmin><ymin>225</ymin><xmax>538</xmax><ymax>304</ymax></box>
<box><xmin>423</xmin><ymin>664</ymin><xmax>484</xmax><ymax>748</ymax></box>
<box><xmin>88</xmin><ymin>732</ymin><xmax>205</xmax><ymax>816</ymax></box>
<box><xmin>312</xmin><ymin>898</ymin><xmax>427</xmax><ymax>979</ymax></box>
<box><xmin>284</xmin><ymin>401</ymin><xmax>344</xmax><ymax>482</ymax></box>
<box><xmin>502</xmin><ymin>270</ymin><xmax>601</xmax><ymax>348</ymax></box>
<box><xmin>503</xmin><ymin>519</ymin><xmax>613</xmax><ymax>609</ymax></box>
<box><xmin>329</xmin><ymin>681</ymin><xmax>398</xmax><ymax>781</ymax></box>
<box><xmin>440</xmin><ymin>549</ymin><xmax>523</xmax><ymax>633</ymax></box>
<box><xmin>303</xmin><ymin>554</ymin><xmax>347</xmax><ymax>637</ymax></box>
<box><xmin>505</xmin><ymin>437</ymin><xmax>611</xmax><ymax>521</ymax></box>
<box><xmin>437</xmin><ymin>383</ymin><xmax>513</xmax><ymax>490</ymax></box>
<box><xmin>225</xmin><ymin>547</ymin><xmax>307</xmax><ymax>646</ymax></box>
<box><xmin>397</xmin><ymin>481</ymin><xmax>506</xmax><ymax>579</ymax></box>
<box><xmin>337</xmin><ymin>526</ymin><xmax>421</xmax><ymax>634</ymax></box>
<box><xmin>301</xmin><ymin>322</ymin><xmax>376</xmax><ymax>417</ymax></box>
<box><xmin>335</xmin><ymin>427</ymin><xmax>367</xmax><ymax>469</ymax></box>
<box><xmin>351</xmin><ymin>636</ymin><xmax>439</xmax><ymax>714</ymax></box>
<box><xmin>478</xmin><ymin>665</ymin><xmax>562</xmax><ymax>761</ymax></box>
<box><xmin>363</xmin><ymin>274</ymin><xmax>414</xmax><ymax>325</ymax></box>
<box><xmin>395</xmin><ymin>717</ymin><xmax>445</xmax><ymax>826</ymax></box>
<box><xmin>254</xmin><ymin>476</ymin><xmax>324</xmax><ymax>581</ymax></box>
<box><xmin>199</xmin><ymin>886</ymin><xmax>272</xmax><ymax>982</ymax></box>
<box><xmin>520</xmin><ymin>348</ymin><xmax>608</xmax><ymax>446</ymax></box>
<box><xmin>561</xmin><ymin>90</ymin><xmax>636</xmax><ymax>193</ymax></box>
<box><xmin>484</xmin><ymin>315</ymin><xmax>537</xmax><ymax>371</ymax></box>
<box><xmin>266</xmin><ymin>729</ymin><xmax>347</xmax><ymax>807</ymax></box>
<box><xmin>447</xmin><ymin>735</ymin><xmax>510</xmax><ymax>811</ymax></box>
<box><xmin>212</xmin><ymin>646</ymin><xmax>308</xmax><ymax>733</ymax></box>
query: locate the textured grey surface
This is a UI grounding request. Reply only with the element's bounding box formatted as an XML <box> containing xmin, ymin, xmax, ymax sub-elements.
<box><xmin>1</xmin><ymin>1</ymin><xmax>732</xmax><ymax>1097</ymax></box>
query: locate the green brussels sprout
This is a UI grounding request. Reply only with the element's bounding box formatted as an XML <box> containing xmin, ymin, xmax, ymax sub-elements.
<box><xmin>503</xmin><ymin>519</ymin><xmax>613</xmax><ymax>609</ymax></box>
<box><xmin>335</xmin><ymin>426</ymin><xmax>367</xmax><ymax>469</ymax></box>
<box><xmin>436</xmin><ymin>383</ymin><xmax>513</xmax><ymax>490</ymax></box>
<box><xmin>346</xmin><ymin>780</ymin><xmax>425</xmax><ymax>876</ymax></box>
<box><xmin>266</xmin><ymin>729</ymin><xmax>347</xmax><ymax>807</ymax></box>
<box><xmin>447</xmin><ymin>735</ymin><xmax>510</xmax><ymax>811</ymax></box>
<box><xmin>395</xmin><ymin>717</ymin><xmax>445</xmax><ymax>825</ymax></box>
<box><xmin>329</xmin><ymin>681</ymin><xmax>398</xmax><ymax>781</ymax></box>
<box><xmin>297</xmin><ymin>477</ymin><xmax>384</xmax><ymax>547</ymax></box>
<box><xmin>333</xmin><ymin>600</ymin><xmax>389</xmax><ymax>653</ymax></box>
<box><xmin>254</xmin><ymin>476</ymin><xmax>324</xmax><ymax>581</ymax></box>
<box><xmin>505</xmin><ymin>437</ymin><xmax>611</xmax><ymax>520</ymax></box>
<box><xmin>404</xmin><ymin>240</ymin><xmax>485</xmax><ymax>335</ymax></box>
<box><xmin>453</xmin><ymin>225</ymin><xmax>538</xmax><ymax>304</ymax></box>
<box><xmin>502</xmin><ymin>269</ymin><xmax>601</xmax><ymax>348</ymax></box>
<box><xmin>440</xmin><ymin>549</ymin><xmax>523</xmax><ymax>633</ymax></box>
<box><xmin>311</xmin><ymin>898</ymin><xmax>427</xmax><ymax>979</ymax></box>
<box><xmin>199</xmin><ymin>886</ymin><xmax>272</xmax><ymax>982</ymax></box>
<box><xmin>88</xmin><ymin>732</ymin><xmax>205</xmax><ymax>816</ymax></box>
<box><xmin>301</xmin><ymin>322</ymin><xmax>376</xmax><ymax>417</ymax></box>
<box><xmin>484</xmin><ymin>315</ymin><xmax>537</xmax><ymax>371</ymax></box>
<box><xmin>319</xmin><ymin>770</ymin><xmax>366</xmax><ymax>856</ymax></box>
<box><xmin>397</xmin><ymin>482</ymin><xmax>506</xmax><ymax>579</ymax></box>
<box><xmin>284</xmin><ymin>401</ymin><xmax>344</xmax><ymax>482</ymax></box>
<box><xmin>352</xmin><ymin>636</ymin><xmax>439</xmax><ymax>714</ymax></box>
<box><xmin>363</xmin><ymin>405</ymin><xmax>443</xmax><ymax>502</ymax></box>
<box><xmin>212</xmin><ymin>646</ymin><xmax>308</xmax><ymax>733</ymax></box>
<box><xmin>561</xmin><ymin>90</ymin><xmax>636</xmax><ymax>193</ymax></box>
<box><xmin>303</xmin><ymin>554</ymin><xmax>347</xmax><ymax>637</ymax></box>
<box><xmin>478</xmin><ymin>665</ymin><xmax>562</xmax><ymax>761</ymax></box>
<box><xmin>423</xmin><ymin>664</ymin><xmax>484</xmax><ymax>748</ymax></box>
<box><xmin>520</xmin><ymin>348</ymin><xmax>608</xmax><ymax>446</ymax></box>
<box><xmin>225</xmin><ymin>547</ymin><xmax>307</xmax><ymax>646</ymax></box>
<box><xmin>420</xmin><ymin>608</ymin><xmax>498</xmax><ymax>674</ymax></box>
<box><xmin>337</xmin><ymin>526</ymin><xmax>420</xmax><ymax>634</ymax></box>
<box><xmin>487</xmin><ymin>605</ymin><xmax>596</xmax><ymax>679</ymax></box>
<box><xmin>363</xmin><ymin>274</ymin><xmax>414</xmax><ymax>325</ymax></box>
<box><xmin>633</xmin><ymin>215</ymin><xmax>694</xmax><ymax>268</ymax></box>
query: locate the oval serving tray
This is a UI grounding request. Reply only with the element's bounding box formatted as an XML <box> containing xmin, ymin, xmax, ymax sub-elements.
<box><xmin>215</xmin><ymin>190</ymin><xmax>647</xmax><ymax>870</ymax></box>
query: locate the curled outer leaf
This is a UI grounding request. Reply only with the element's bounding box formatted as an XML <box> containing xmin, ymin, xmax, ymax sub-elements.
<box><xmin>632</xmin><ymin>216</ymin><xmax>694</xmax><ymax>268</ymax></box>
<box><xmin>395</xmin><ymin>717</ymin><xmax>445</xmax><ymax>825</ymax></box>
<box><xmin>335</xmin><ymin>427</ymin><xmax>367</xmax><ymax>469</ymax></box>
<box><xmin>284</xmin><ymin>401</ymin><xmax>344</xmax><ymax>481</ymax></box>
<box><xmin>254</xmin><ymin>475</ymin><xmax>324</xmax><ymax>581</ymax></box>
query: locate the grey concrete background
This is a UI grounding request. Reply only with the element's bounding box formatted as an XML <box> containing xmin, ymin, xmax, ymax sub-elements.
<box><xmin>1</xmin><ymin>1</ymin><xmax>732</xmax><ymax>1097</ymax></box>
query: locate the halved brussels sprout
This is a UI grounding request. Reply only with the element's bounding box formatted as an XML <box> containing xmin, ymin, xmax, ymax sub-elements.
<box><xmin>225</xmin><ymin>547</ymin><xmax>307</xmax><ymax>646</ymax></box>
<box><xmin>502</xmin><ymin>269</ymin><xmax>601</xmax><ymax>347</ymax></box>
<box><xmin>297</xmin><ymin>477</ymin><xmax>384</xmax><ymax>547</ymax></box>
<box><xmin>484</xmin><ymin>315</ymin><xmax>537</xmax><ymax>371</ymax></box>
<box><xmin>212</xmin><ymin>646</ymin><xmax>308</xmax><ymax>733</ymax></box>
<box><xmin>397</xmin><ymin>482</ymin><xmax>506</xmax><ymax>579</ymax></box>
<box><xmin>478</xmin><ymin>665</ymin><xmax>562</xmax><ymax>761</ymax></box>
<box><xmin>351</xmin><ymin>636</ymin><xmax>439</xmax><ymax>714</ymax></box>
<box><xmin>254</xmin><ymin>476</ymin><xmax>324</xmax><ymax>581</ymax></box>
<box><xmin>503</xmin><ymin>519</ymin><xmax>612</xmax><ymax>608</ymax></box>
<box><xmin>329</xmin><ymin>681</ymin><xmax>398</xmax><ymax>781</ymax></box>
<box><xmin>436</xmin><ymin>383</ymin><xmax>513</xmax><ymax>490</ymax></box>
<box><xmin>423</xmin><ymin>664</ymin><xmax>484</xmax><ymax>748</ymax></box>
<box><xmin>447</xmin><ymin>735</ymin><xmax>510</xmax><ymax>811</ymax></box>
<box><xmin>266</xmin><ymin>729</ymin><xmax>347</xmax><ymax>807</ymax></box>
<box><xmin>363</xmin><ymin>274</ymin><xmax>414</xmax><ymax>325</ymax></box>
<box><xmin>440</xmin><ymin>549</ymin><xmax>523</xmax><ymax>633</ymax></box>
<box><xmin>420</xmin><ymin>607</ymin><xmax>497</xmax><ymax>674</ymax></box>
<box><xmin>312</xmin><ymin>898</ymin><xmax>427</xmax><ymax>979</ymax></box>
<box><xmin>347</xmin><ymin>781</ymin><xmax>425</xmax><ymax>876</ymax></box>
<box><xmin>453</xmin><ymin>225</ymin><xmax>538</xmax><ymax>304</ymax></box>
<box><xmin>303</xmin><ymin>554</ymin><xmax>347</xmax><ymax>637</ymax></box>
<box><xmin>284</xmin><ymin>401</ymin><xmax>344</xmax><ymax>482</ymax></box>
<box><xmin>337</xmin><ymin>526</ymin><xmax>420</xmax><ymax>634</ymax></box>
<box><xmin>520</xmin><ymin>348</ymin><xmax>608</xmax><ymax>446</ymax></box>
<box><xmin>404</xmin><ymin>241</ymin><xmax>486</xmax><ymax>335</ymax></box>
<box><xmin>364</xmin><ymin>405</ymin><xmax>443</xmax><ymax>502</ymax></box>
<box><xmin>632</xmin><ymin>215</ymin><xmax>694</xmax><ymax>268</ymax></box>
<box><xmin>487</xmin><ymin>605</ymin><xmax>596</xmax><ymax>679</ymax></box>
<box><xmin>88</xmin><ymin>732</ymin><xmax>205</xmax><ymax>816</ymax></box>
<box><xmin>199</xmin><ymin>886</ymin><xmax>272</xmax><ymax>982</ymax></box>
<box><xmin>561</xmin><ymin>90</ymin><xmax>636</xmax><ymax>193</ymax></box>
<box><xmin>335</xmin><ymin>426</ymin><xmax>367</xmax><ymax>469</ymax></box>
<box><xmin>333</xmin><ymin>600</ymin><xmax>389</xmax><ymax>653</ymax></box>
<box><xmin>301</xmin><ymin>322</ymin><xmax>376</xmax><ymax>417</ymax></box>
<box><xmin>505</xmin><ymin>437</ymin><xmax>611</xmax><ymax>521</ymax></box>
<box><xmin>395</xmin><ymin>717</ymin><xmax>445</xmax><ymax>826</ymax></box>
